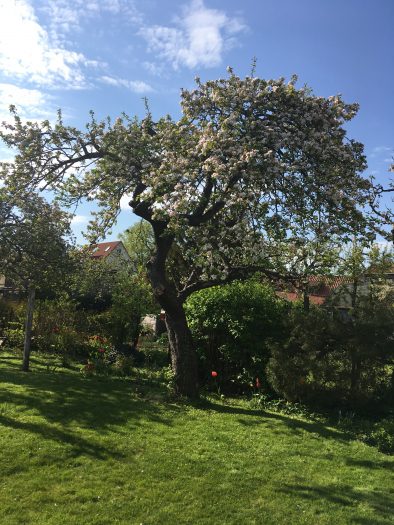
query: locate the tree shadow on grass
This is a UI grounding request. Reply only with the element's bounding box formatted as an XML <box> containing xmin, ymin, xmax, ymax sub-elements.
<box><xmin>279</xmin><ymin>483</ymin><xmax>394</xmax><ymax>525</ymax></box>
<box><xmin>0</xmin><ymin>413</ymin><xmax>120</xmax><ymax>460</ymax></box>
<box><xmin>0</xmin><ymin>358</ymin><xmax>180</xmax><ymax>462</ymax></box>
<box><xmin>198</xmin><ymin>399</ymin><xmax>350</xmax><ymax>443</ymax></box>
<box><xmin>345</xmin><ymin>458</ymin><xmax>394</xmax><ymax>471</ymax></box>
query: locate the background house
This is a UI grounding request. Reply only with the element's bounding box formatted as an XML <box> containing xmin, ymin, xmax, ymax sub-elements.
<box><xmin>90</xmin><ymin>241</ymin><xmax>132</xmax><ymax>269</ymax></box>
<box><xmin>0</xmin><ymin>275</ymin><xmax>16</xmax><ymax>298</ymax></box>
<box><xmin>277</xmin><ymin>270</ymin><xmax>393</xmax><ymax>311</ymax></box>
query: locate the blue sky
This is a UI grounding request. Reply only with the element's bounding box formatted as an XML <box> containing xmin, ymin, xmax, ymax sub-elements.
<box><xmin>0</xmin><ymin>0</ymin><xmax>393</xmax><ymax>243</ymax></box>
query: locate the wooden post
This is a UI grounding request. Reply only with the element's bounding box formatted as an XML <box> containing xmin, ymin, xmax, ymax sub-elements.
<box><xmin>22</xmin><ymin>285</ymin><xmax>35</xmax><ymax>372</ymax></box>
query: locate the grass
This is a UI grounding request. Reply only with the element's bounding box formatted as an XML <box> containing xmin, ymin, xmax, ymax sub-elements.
<box><xmin>0</xmin><ymin>352</ymin><xmax>393</xmax><ymax>525</ymax></box>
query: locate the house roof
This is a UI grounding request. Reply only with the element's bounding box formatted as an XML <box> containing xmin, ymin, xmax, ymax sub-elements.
<box><xmin>90</xmin><ymin>241</ymin><xmax>123</xmax><ymax>259</ymax></box>
<box><xmin>276</xmin><ymin>275</ymin><xmax>353</xmax><ymax>305</ymax></box>
<box><xmin>276</xmin><ymin>291</ymin><xmax>327</xmax><ymax>305</ymax></box>
<box><xmin>307</xmin><ymin>275</ymin><xmax>353</xmax><ymax>297</ymax></box>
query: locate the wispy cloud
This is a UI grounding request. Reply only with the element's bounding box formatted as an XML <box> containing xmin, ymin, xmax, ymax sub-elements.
<box><xmin>0</xmin><ymin>83</ymin><xmax>54</xmax><ymax>122</ymax></box>
<box><xmin>41</xmin><ymin>0</ymin><xmax>143</xmax><ymax>44</ymax></box>
<box><xmin>71</xmin><ymin>214</ymin><xmax>89</xmax><ymax>225</ymax></box>
<box><xmin>140</xmin><ymin>0</ymin><xmax>247</xmax><ymax>70</ymax></box>
<box><xmin>100</xmin><ymin>75</ymin><xmax>153</xmax><ymax>94</ymax></box>
<box><xmin>143</xmin><ymin>61</ymin><xmax>167</xmax><ymax>78</ymax></box>
<box><xmin>0</xmin><ymin>0</ymin><xmax>99</xmax><ymax>89</ymax></box>
<box><xmin>369</xmin><ymin>145</ymin><xmax>392</xmax><ymax>159</ymax></box>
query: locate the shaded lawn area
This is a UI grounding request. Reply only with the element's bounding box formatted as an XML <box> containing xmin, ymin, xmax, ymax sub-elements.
<box><xmin>0</xmin><ymin>354</ymin><xmax>393</xmax><ymax>525</ymax></box>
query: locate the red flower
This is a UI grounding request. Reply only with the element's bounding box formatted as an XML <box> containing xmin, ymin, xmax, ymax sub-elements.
<box><xmin>98</xmin><ymin>348</ymin><xmax>105</xmax><ymax>353</ymax></box>
<box><xmin>256</xmin><ymin>377</ymin><xmax>261</xmax><ymax>389</ymax></box>
<box><xmin>211</xmin><ymin>371</ymin><xmax>218</xmax><ymax>378</ymax></box>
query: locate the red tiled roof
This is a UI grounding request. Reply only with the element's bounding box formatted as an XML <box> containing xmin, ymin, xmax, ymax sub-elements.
<box><xmin>90</xmin><ymin>241</ymin><xmax>122</xmax><ymax>259</ymax></box>
<box><xmin>276</xmin><ymin>275</ymin><xmax>353</xmax><ymax>306</ymax></box>
<box><xmin>276</xmin><ymin>291</ymin><xmax>327</xmax><ymax>305</ymax></box>
<box><xmin>306</xmin><ymin>275</ymin><xmax>353</xmax><ymax>297</ymax></box>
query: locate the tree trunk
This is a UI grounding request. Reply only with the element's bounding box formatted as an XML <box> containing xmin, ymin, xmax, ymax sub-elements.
<box><xmin>165</xmin><ymin>303</ymin><xmax>199</xmax><ymax>398</ymax></box>
<box><xmin>22</xmin><ymin>285</ymin><xmax>35</xmax><ymax>372</ymax></box>
<box><xmin>146</xmin><ymin>222</ymin><xmax>199</xmax><ymax>398</ymax></box>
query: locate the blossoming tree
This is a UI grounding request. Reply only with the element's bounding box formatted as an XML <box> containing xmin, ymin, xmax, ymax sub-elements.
<box><xmin>0</xmin><ymin>187</ymin><xmax>71</xmax><ymax>370</ymax></box>
<box><xmin>0</xmin><ymin>71</ymin><xmax>389</xmax><ymax>396</ymax></box>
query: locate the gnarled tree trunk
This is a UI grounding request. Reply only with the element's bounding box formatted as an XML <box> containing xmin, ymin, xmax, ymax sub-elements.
<box><xmin>147</xmin><ymin>222</ymin><xmax>199</xmax><ymax>398</ymax></box>
<box><xmin>165</xmin><ymin>303</ymin><xmax>199</xmax><ymax>398</ymax></box>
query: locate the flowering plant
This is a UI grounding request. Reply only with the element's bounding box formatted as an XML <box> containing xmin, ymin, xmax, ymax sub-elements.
<box><xmin>86</xmin><ymin>335</ymin><xmax>113</xmax><ymax>361</ymax></box>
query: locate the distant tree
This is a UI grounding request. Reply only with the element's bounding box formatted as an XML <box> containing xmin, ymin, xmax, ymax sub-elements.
<box><xmin>68</xmin><ymin>254</ymin><xmax>118</xmax><ymax>310</ymax></box>
<box><xmin>331</xmin><ymin>242</ymin><xmax>394</xmax><ymax>396</ymax></box>
<box><xmin>119</xmin><ymin>220</ymin><xmax>154</xmax><ymax>272</ymax></box>
<box><xmin>277</xmin><ymin>239</ymin><xmax>341</xmax><ymax>310</ymax></box>
<box><xmin>0</xmin><ymin>188</ymin><xmax>71</xmax><ymax>370</ymax></box>
<box><xmin>0</xmin><ymin>72</ymin><xmax>390</xmax><ymax>396</ymax></box>
<box><xmin>67</xmin><ymin>252</ymin><xmax>158</xmax><ymax>346</ymax></box>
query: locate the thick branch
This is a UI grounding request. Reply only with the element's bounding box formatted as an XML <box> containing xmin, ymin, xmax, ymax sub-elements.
<box><xmin>178</xmin><ymin>266</ymin><xmax>296</xmax><ymax>302</ymax></box>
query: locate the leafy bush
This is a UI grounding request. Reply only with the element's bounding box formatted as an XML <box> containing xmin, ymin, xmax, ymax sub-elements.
<box><xmin>32</xmin><ymin>297</ymin><xmax>85</xmax><ymax>362</ymax></box>
<box><xmin>266</xmin><ymin>302</ymin><xmax>394</xmax><ymax>409</ymax></box>
<box><xmin>365</xmin><ymin>418</ymin><xmax>394</xmax><ymax>454</ymax></box>
<box><xmin>185</xmin><ymin>280</ymin><xmax>287</xmax><ymax>391</ymax></box>
<box><xmin>3</xmin><ymin>321</ymin><xmax>24</xmax><ymax>350</ymax></box>
<box><xmin>111</xmin><ymin>355</ymin><xmax>134</xmax><ymax>377</ymax></box>
<box><xmin>0</xmin><ymin>299</ymin><xmax>15</xmax><ymax>336</ymax></box>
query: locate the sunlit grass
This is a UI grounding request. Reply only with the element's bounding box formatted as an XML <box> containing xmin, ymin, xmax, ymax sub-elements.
<box><xmin>0</xmin><ymin>353</ymin><xmax>393</xmax><ymax>525</ymax></box>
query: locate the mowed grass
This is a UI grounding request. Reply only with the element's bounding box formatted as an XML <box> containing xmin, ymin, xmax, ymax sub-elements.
<box><xmin>0</xmin><ymin>354</ymin><xmax>393</xmax><ymax>525</ymax></box>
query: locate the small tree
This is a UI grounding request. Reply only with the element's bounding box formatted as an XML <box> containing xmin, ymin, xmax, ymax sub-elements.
<box><xmin>119</xmin><ymin>220</ymin><xmax>154</xmax><ymax>273</ymax></box>
<box><xmin>0</xmin><ymin>188</ymin><xmax>71</xmax><ymax>370</ymax></box>
<box><xmin>67</xmin><ymin>250</ymin><xmax>158</xmax><ymax>347</ymax></box>
<box><xmin>1</xmin><ymin>72</ymin><xmax>390</xmax><ymax>396</ymax></box>
<box><xmin>331</xmin><ymin>242</ymin><xmax>394</xmax><ymax>396</ymax></box>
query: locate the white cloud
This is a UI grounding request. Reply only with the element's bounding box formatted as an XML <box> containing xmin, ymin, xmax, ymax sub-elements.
<box><xmin>100</xmin><ymin>75</ymin><xmax>153</xmax><ymax>94</ymax></box>
<box><xmin>71</xmin><ymin>214</ymin><xmax>89</xmax><ymax>225</ymax></box>
<box><xmin>41</xmin><ymin>0</ymin><xmax>142</xmax><ymax>44</ymax></box>
<box><xmin>0</xmin><ymin>0</ymin><xmax>99</xmax><ymax>88</ymax></box>
<box><xmin>120</xmin><ymin>193</ymin><xmax>133</xmax><ymax>211</ymax></box>
<box><xmin>141</xmin><ymin>0</ymin><xmax>246</xmax><ymax>70</ymax></box>
<box><xmin>0</xmin><ymin>83</ymin><xmax>54</xmax><ymax>122</ymax></box>
<box><xmin>143</xmin><ymin>61</ymin><xmax>166</xmax><ymax>77</ymax></box>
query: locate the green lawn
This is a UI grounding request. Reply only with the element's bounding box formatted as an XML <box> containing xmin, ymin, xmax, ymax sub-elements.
<box><xmin>0</xmin><ymin>354</ymin><xmax>393</xmax><ymax>525</ymax></box>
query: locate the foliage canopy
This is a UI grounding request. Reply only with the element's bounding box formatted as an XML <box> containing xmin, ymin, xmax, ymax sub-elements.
<box><xmin>1</xmin><ymin>70</ymin><xmax>390</xmax><ymax>396</ymax></box>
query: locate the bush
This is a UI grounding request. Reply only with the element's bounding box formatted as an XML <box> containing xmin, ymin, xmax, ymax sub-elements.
<box><xmin>366</xmin><ymin>418</ymin><xmax>394</xmax><ymax>454</ymax></box>
<box><xmin>185</xmin><ymin>280</ymin><xmax>287</xmax><ymax>392</ymax></box>
<box><xmin>3</xmin><ymin>321</ymin><xmax>24</xmax><ymax>351</ymax></box>
<box><xmin>33</xmin><ymin>297</ymin><xmax>85</xmax><ymax>360</ymax></box>
<box><xmin>266</xmin><ymin>303</ymin><xmax>394</xmax><ymax>410</ymax></box>
<box><xmin>111</xmin><ymin>355</ymin><xmax>134</xmax><ymax>377</ymax></box>
<box><xmin>0</xmin><ymin>299</ymin><xmax>15</xmax><ymax>336</ymax></box>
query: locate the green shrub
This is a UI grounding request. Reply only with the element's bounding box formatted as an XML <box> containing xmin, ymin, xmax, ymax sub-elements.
<box><xmin>32</xmin><ymin>297</ymin><xmax>86</xmax><ymax>362</ymax></box>
<box><xmin>185</xmin><ymin>280</ymin><xmax>287</xmax><ymax>391</ymax></box>
<box><xmin>111</xmin><ymin>355</ymin><xmax>134</xmax><ymax>377</ymax></box>
<box><xmin>366</xmin><ymin>418</ymin><xmax>394</xmax><ymax>454</ymax></box>
<box><xmin>4</xmin><ymin>321</ymin><xmax>24</xmax><ymax>350</ymax></box>
<box><xmin>266</xmin><ymin>303</ymin><xmax>394</xmax><ymax>409</ymax></box>
<box><xmin>0</xmin><ymin>299</ymin><xmax>15</xmax><ymax>336</ymax></box>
